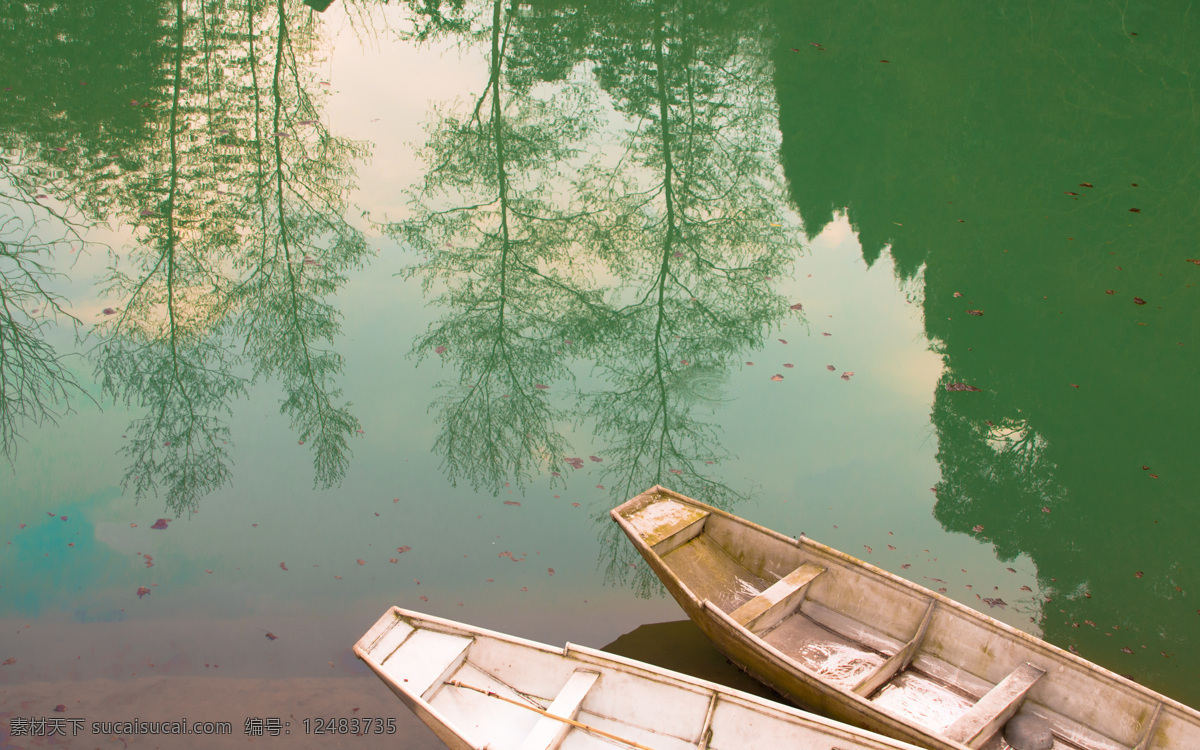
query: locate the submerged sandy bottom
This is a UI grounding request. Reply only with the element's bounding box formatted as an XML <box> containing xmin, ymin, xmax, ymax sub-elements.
<box><xmin>1</xmin><ymin>677</ymin><xmax>443</xmax><ymax>749</ymax></box>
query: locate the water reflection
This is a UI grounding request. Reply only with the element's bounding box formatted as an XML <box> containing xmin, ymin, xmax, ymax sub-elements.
<box><xmin>394</xmin><ymin>0</ymin><xmax>803</xmax><ymax>593</ymax></box>
<box><xmin>774</xmin><ymin>0</ymin><xmax>1200</xmax><ymax>697</ymax></box>
<box><xmin>0</xmin><ymin>0</ymin><xmax>370</xmax><ymax>512</ymax></box>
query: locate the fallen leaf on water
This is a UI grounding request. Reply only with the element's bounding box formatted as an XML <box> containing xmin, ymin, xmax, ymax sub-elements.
<box><xmin>205</xmin><ymin>569</ymin><xmax>213</xmax><ymax>574</ymax></box>
<box><xmin>982</xmin><ymin>598</ymin><xmax>1006</xmax><ymax>608</ymax></box>
<box><xmin>280</xmin><ymin>562</ymin><xmax>288</xmax><ymax>571</ymax></box>
<box><xmin>864</xmin><ymin>545</ymin><xmax>873</xmax><ymax>553</ymax></box>
<box><xmin>547</xmin><ymin>568</ymin><xmax>555</xmax><ymax>576</ymax></box>
<box><xmin>571</xmin><ymin>502</ymin><xmax>580</xmax><ymax>507</ymax></box>
<box><xmin>265</xmin><ymin>632</ymin><xmax>278</xmax><ymax>640</ymax></box>
<box><xmin>389</xmin><ymin>558</ymin><xmax>398</xmax><ymax>563</ymax></box>
<box><xmin>503</xmin><ymin>500</ymin><xmax>520</xmax><ymax>506</ymax></box>
<box><xmin>102</xmin><ymin>308</ymin><xmax>117</xmax><ymax>316</ymax></box>
<box><xmin>565</xmin><ymin>457</ymin><xmax>584</xmax><ymax>469</ymax></box>
<box><xmin>1129</xmin><ymin>208</ymin><xmax>1141</xmax><ymax>213</ymax></box>
<box><xmin>789</xmin><ymin>302</ymin><xmax>803</xmax><ymax>310</ymax></box>
<box><xmin>901</xmin><ymin>564</ymin><xmax>911</xmax><ymax>569</ymax></box>
<box><xmin>1135</xmin><ymin>571</ymin><xmax>1143</xmax><ymax>578</ymax></box>
<box><xmin>357</xmin><ymin>559</ymin><xmax>366</xmax><ymax>566</ymax></box>
<box><xmin>972</xmin><ymin>525</ymin><xmax>984</xmax><ymax>533</ymax></box>
<box><xmin>778</xmin><ymin>339</ymin><xmax>788</xmax><ymax>344</ymax></box>
<box><xmin>420</xmin><ymin>595</ymin><xmax>428</xmax><ymax>601</ymax></box>
<box><xmin>396</xmin><ymin>546</ymin><xmax>412</xmax><ymax>554</ymax></box>
<box><xmin>826</xmin><ymin>365</ymin><xmax>836</xmax><ymax>371</ymax></box>
<box><xmin>669</xmin><ymin>468</ymin><xmax>682</xmax><ymax>474</ymax></box>
<box><xmin>966</xmin><ymin>310</ymin><xmax>984</xmax><ymax>316</ymax></box>
<box><xmin>1064</xmin><ymin>192</ymin><xmax>1079</xmax><ymax>196</ymax></box>
<box><xmin>1133</xmin><ymin>297</ymin><xmax>1146</xmax><ymax>305</ymax></box>
<box><xmin>953</xmin><ymin>292</ymin><xmax>962</xmax><ymax>298</ymax></box>
<box><xmin>54</xmin><ymin>703</ymin><xmax>66</xmax><ymax>711</ymax></box>
<box><xmin>822</xmin><ymin>332</ymin><xmax>831</xmax><ymax>337</ymax></box>
<box><xmin>1187</xmin><ymin>259</ymin><xmax>1200</xmax><ymax>265</ymax></box>
<box><xmin>434</xmin><ymin>345</ymin><xmax>446</xmax><ymax>354</ymax></box>
<box><xmin>1</xmin><ymin>658</ymin><xmax>14</xmax><ymax>666</ymax></box>
<box><xmin>840</xmin><ymin>372</ymin><xmax>853</xmax><ymax>381</ymax></box>
<box><xmin>521</xmin><ymin>587</ymin><xmax>528</xmax><ymax>592</ymax></box>
<box><xmin>783</xmin><ymin>363</ymin><xmax>794</xmax><ymax>368</ymax></box>
<box><xmin>746</xmin><ymin>361</ymin><xmax>755</xmax><ymax>366</ymax></box>
<box><xmin>1021</xmin><ymin>585</ymin><xmax>1032</xmax><ymax>592</ymax></box>
<box><xmin>151</xmin><ymin>518</ymin><xmax>170</xmax><ymax>530</ymax></box>
<box><xmin>770</xmin><ymin>374</ymin><xmax>784</xmax><ymax>381</ymax></box>
<box><xmin>589</xmin><ymin>456</ymin><xmax>603</xmax><ymax>462</ymax></box>
<box><xmin>887</xmin><ymin>545</ymin><xmax>896</xmax><ymax>551</ymax></box>
<box><xmin>1006</xmin><ymin>567</ymin><xmax>1016</xmax><ymax>573</ymax></box>
<box><xmin>1121</xmin><ymin>646</ymin><xmax>1134</xmax><ymax>654</ymax></box>
<box><xmin>136</xmin><ymin>586</ymin><xmax>151</xmax><ymax>598</ymax></box>
<box><xmin>1042</xmin><ymin>506</ymin><xmax>1051</xmax><ymax>513</ymax></box>
<box><xmin>534</xmin><ymin>384</ymin><xmax>549</xmax><ymax>390</ymax></box>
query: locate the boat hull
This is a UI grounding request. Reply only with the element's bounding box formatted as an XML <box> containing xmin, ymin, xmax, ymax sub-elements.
<box><xmin>612</xmin><ymin>485</ymin><xmax>1200</xmax><ymax>750</ymax></box>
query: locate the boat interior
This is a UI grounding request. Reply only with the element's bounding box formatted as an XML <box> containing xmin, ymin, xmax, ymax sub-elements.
<box><xmin>357</xmin><ymin>609</ymin><xmax>906</xmax><ymax>750</ymax></box>
<box><xmin>617</xmin><ymin>493</ymin><xmax>1195</xmax><ymax>750</ymax></box>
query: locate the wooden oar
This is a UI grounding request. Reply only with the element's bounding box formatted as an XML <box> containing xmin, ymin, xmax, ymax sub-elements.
<box><xmin>446</xmin><ymin>680</ymin><xmax>660</xmax><ymax>750</ymax></box>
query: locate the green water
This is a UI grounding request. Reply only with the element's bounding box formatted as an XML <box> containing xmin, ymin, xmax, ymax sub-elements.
<box><xmin>2</xmin><ymin>0</ymin><xmax>1196</xmax><ymax>731</ymax></box>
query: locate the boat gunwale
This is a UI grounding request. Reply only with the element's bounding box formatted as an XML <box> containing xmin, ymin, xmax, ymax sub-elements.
<box><xmin>611</xmin><ymin>485</ymin><xmax>1199</xmax><ymax>746</ymax></box>
<box><xmin>355</xmin><ymin>605</ymin><xmax>929</xmax><ymax>750</ymax></box>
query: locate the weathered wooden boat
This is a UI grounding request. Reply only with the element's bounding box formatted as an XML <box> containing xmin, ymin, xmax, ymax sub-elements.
<box><xmin>611</xmin><ymin>486</ymin><xmax>1200</xmax><ymax>750</ymax></box>
<box><xmin>354</xmin><ymin>606</ymin><xmax>928</xmax><ymax>750</ymax></box>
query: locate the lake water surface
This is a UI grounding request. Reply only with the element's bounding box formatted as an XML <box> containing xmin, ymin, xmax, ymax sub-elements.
<box><xmin>2</xmin><ymin>0</ymin><xmax>1197</xmax><ymax>745</ymax></box>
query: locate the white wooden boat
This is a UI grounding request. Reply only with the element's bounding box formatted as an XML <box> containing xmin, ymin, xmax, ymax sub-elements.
<box><xmin>354</xmin><ymin>606</ymin><xmax>928</xmax><ymax>750</ymax></box>
<box><xmin>611</xmin><ymin>486</ymin><xmax>1200</xmax><ymax>750</ymax></box>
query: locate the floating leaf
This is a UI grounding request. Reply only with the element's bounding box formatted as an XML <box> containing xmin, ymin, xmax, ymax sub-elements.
<box><xmin>1135</xmin><ymin>571</ymin><xmax>1143</xmax><ymax>578</ymax></box>
<box><xmin>589</xmin><ymin>456</ymin><xmax>602</xmax><ymax>463</ymax></box>
<box><xmin>840</xmin><ymin>372</ymin><xmax>854</xmax><ymax>381</ymax></box>
<box><xmin>102</xmin><ymin>307</ymin><xmax>117</xmax><ymax>316</ymax></box>
<box><xmin>357</xmin><ymin>559</ymin><xmax>366</xmax><ymax>566</ymax></box>
<box><xmin>389</xmin><ymin>558</ymin><xmax>398</xmax><ymax>563</ymax></box>
<box><xmin>547</xmin><ymin>568</ymin><xmax>555</xmax><ymax>576</ymax></box>
<box><xmin>1021</xmin><ymin>585</ymin><xmax>1033</xmax><ymax>592</ymax></box>
<box><xmin>972</xmin><ymin>524</ymin><xmax>984</xmax><ymax>533</ymax></box>
<box><xmin>864</xmin><ymin>545</ymin><xmax>873</xmax><ymax>553</ymax></box>
<box><xmin>1129</xmin><ymin>208</ymin><xmax>1141</xmax><ymax>213</ymax></box>
<box><xmin>945</xmin><ymin>383</ymin><xmax>981</xmax><ymax>392</ymax></box>
<box><xmin>953</xmin><ymin>292</ymin><xmax>962</xmax><ymax>298</ymax></box>
<box><xmin>419</xmin><ymin>595</ymin><xmax>428</xmax><ymax>602</ymax></box>
<box><xmin>503</xmin><ymin>500</ymin><xmax>520</xmax><ymax>506</ymax></box>
<box><xmin>982</xmin><ymin>598</ymin><xmax>1006</xmax><ymax>609</ymax></box>
<box><xmin>136</xmin><ymin>586</ymin><xmax>151</xmax><ymax>598</ymax></box>
<box><xmin>434</xmin><ymin>345</ymin><xmax>446</xmax><ymax>354</ymax></box>
<box><xmin>1106</xmin><ymin>290</ymin><xmax>1115</xmax><ymax>295</ymax></box>
<box><xmin>279</xmin><ymin>562</ymin><xmax>288</xmax><ymax>571</ymax></box>
<box><xmin>151</xmin><ymin>518</ymin><xmax>170</xmax><ymax>530</ymax></box>
<box><xmin>396</xmin><ymin>546</ymin><xmax>412</xmax><ymax>554</ymax></box>
<box><xmin>1186</xmin><ymin>259</ymin><xmax>1200</xmax><ymax>265</ymax></box>
<box><xmin>565</xmin><ymin>457</ymin><xmax>584</xmax><ymax>469</ymax></box>
<box><xmin>669</xmin><ymin>468</ymin><xmax>682</xmax><ymax>475</ymax></box>
<box><xmin>571</xmin><ymin>502</ymin><xmax>580</xmax><ymax>507</ymax></box>
<box><xmin>966</xmin><ymin>310</ymin><xmax>984</xmax><ymax>316</ymax></box>
<box><xmin>1121</xmin><ymin>646</ymin><xmax>1134</xmax><ymax>654</ymax></box>
<box><xmin>789</xmin><ymin>302</ymin><xmax>803</xmax><ymax>310</ymax></box>
<box><xmin>1064</xmin><ymin>192</ymin><xmax>1079</xmax><ymax>196</ymax></box>
<box><xmin>1041</xmin><ymin>506</ymin><xmax>1051</xmax><ymax>513</ymax></box>
<box><xmin>901</xmin><ymin>563</ymin><xmax>911</xmax><ymax>569</ymax></box>
<box><xmin>770</xmin><ymin>374</ymin><xmax>784</xmax><ymax>381</ymax></box>
<box><xmin>822</xmin><ymin>332</ymin><xmax>831</xmax><ymax>336</ymax></box>
<box><xmin>826</xmin><ymin>365</ymin><xmax>836</xmax><ymax>371</ymax></box>
<box><xmin>778</xmin><ymin>339</ymin><xmax>788</xmax><ymax>344</ymax></box>
<box><xmin>1080</xmin><ymin>182</ymin><xmax>1094</xmax><ymax>188</ymax></box>
<box><xmin>534</xmin><ymin>384</ymin><xmax>549</xmax><ymax>390</ymax></box>
<box><xmin>1133</xmin><ymin>297</ymin><xmax>1146</xmax><ymax>305</ymax></box>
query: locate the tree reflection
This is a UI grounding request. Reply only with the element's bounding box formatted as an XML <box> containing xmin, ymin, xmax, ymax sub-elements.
<box><xmin>774</xmin><ymin>0</ymin><xmax>1200</xmax><ymax>698</ymax></box>
<box><xmin>0</xmin><ymin>189</ymin><xmax>95</xmax><ymax>465</ymax></box>
<box><xmin>396</xmin><ymin>0</ymin><xmax>802</xmax><ymax>594</ymax></box>
<box><xmin>90</xmin><ymin>0</ymin><xmax>368</xmax><ymax>512</ymax></box>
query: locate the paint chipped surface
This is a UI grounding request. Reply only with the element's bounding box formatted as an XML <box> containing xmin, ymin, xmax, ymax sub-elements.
<box><xmin>871</xmin><ymin>671</ymin><xmax>973</xmax><ymax>733</ymax></box>
<box><xmin>792</xmin><ymin>641</ymin><xmax>885</xmax><ymax>689</ymax></box>
<box><xmin>624</xmin><ymin>498</ymin><xmax>708</xmax><ymax>546</ymax></box>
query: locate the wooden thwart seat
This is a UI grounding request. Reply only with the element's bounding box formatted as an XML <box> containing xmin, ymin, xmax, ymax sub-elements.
<box><xmin>729</xmin><ymin>562</ymin><xmax>825</xmax><ymax>633</ymax></box>
<box><xmin>942</xmin><ymin>662</ymin><xmax>1046</xmax><ymax>748</ymax></box>
<box><xmin>518</xmin><ymin>670</ymin><xmax>600</xmax><ymax>750</ymax></box>
<box><xmin>852</xmin><ymin>600</ymin><xmax>936</xmax><ymax>698</ymax></box>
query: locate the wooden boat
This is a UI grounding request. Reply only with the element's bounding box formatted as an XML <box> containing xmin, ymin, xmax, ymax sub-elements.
<box><xmin>354</xmin><ymin>606</ymin><xmax>928</xmax><ymax>750</ymax></box>
<box><xmin>611</xmin><ymin>486</ymin><xmax>1200</xmax><ymax>750</ymax></box>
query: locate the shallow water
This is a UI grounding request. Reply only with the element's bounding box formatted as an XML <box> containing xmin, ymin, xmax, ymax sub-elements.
<box><xmin>3</xmin><ymin>0</ymin><xmax>1198</xmax><ymax>744</ymax></box>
